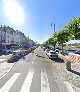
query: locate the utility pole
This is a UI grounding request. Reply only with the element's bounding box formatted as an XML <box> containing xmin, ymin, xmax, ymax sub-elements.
<box><xmin>54</xmin><ymin>24</ymin><xmax>55</xmax><ymax>35</ymax></box>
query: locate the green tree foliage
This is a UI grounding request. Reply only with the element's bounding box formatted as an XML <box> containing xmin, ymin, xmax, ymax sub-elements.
<box><xmin>57</xmin><ymin>30</ymin><xmax>70</xmax><ymax>54</ymax></box>
<box><xmin>65</xmin><ymin>17</ymin><xmax>80</xmax><ymax>39</ymax></box>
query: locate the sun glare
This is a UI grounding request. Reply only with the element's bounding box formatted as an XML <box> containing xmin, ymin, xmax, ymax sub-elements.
<box><xmin>4</xmin><ymin>0</ymin><xmax>25</xmax><ymax>25</ymax></box>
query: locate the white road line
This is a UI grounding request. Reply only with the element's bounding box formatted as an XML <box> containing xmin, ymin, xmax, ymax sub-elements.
<box><xmin>0</xmin><ymin>63</ymin><xmax>14</xmax><ymax>80</ymax></box>
<box><xmin>0</xmin><ymin>73</ymin><xmax>21</xmax><ymax>92</ymax></box>
<box><xmin>41</xmin><ymin>70</ymin><xmax>50</xmax><ymax>92</ymax></box>
<box><xmin>20</xmin><ymin>69</ymin><xmax>34</xmax><ymax>92</ymax></box>
<box><xmin>32</xmin><ymin>58</ymin><xmax>35</xmax><ymax>64</ymax></box>
<box><xmin>64</xmin><ymin>81</ymin><xmax>75</xmax><ymax>92</ymax></box>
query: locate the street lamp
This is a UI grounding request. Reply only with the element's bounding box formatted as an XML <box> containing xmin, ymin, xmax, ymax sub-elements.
<box><xmin>51</xmin><ymin>22</ymin><xmax>56</xmax><ymax>50</ymax></box>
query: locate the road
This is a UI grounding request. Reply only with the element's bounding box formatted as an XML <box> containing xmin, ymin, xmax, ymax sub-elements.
<box><xmin>0</xmin><ymin>47</ymin><xmax>68</xmax><ymax>92</ymax></box>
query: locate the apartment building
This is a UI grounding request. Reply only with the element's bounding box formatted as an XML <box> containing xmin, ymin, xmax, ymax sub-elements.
<box><xmin>0</xmin><ymin>25</ymin><xmax>29</xmax><ymax>49</ymax></box>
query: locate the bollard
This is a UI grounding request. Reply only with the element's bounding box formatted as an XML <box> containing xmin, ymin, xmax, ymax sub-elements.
<box><xmin>66</xmin><ymin>61</ymin><xmax>71</xmax><ymax>71</ymax></box>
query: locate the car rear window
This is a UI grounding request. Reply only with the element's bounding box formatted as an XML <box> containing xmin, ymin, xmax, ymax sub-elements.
<box><xmin>50</xmin><ymin>52</ymin><xmax>56</xmax><ymax>54</ymax></box>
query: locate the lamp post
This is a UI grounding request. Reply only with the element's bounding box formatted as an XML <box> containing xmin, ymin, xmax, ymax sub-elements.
<box><xmin>51</xmin><ymin>22</ymin><xmax>56</xmax><ymax>50</ymax></box>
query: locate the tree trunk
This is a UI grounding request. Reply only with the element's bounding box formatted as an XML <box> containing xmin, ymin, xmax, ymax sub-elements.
<box><xmin>61</xmin><ymin>43</ymin><xmax>63</xmax><ymax>54</ymax></box>
<box><xmin>54</xmin><ymin>44</ymin><xmax>56</xmax><ymax>51</ymax></box>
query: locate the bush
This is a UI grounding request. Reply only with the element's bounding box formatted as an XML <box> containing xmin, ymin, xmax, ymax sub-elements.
<box><xmin>24</xmin><ymin>50</ymin><xmax>29</xmax><ymax>54</ymax></box>
<box><xmin>7</xmin><ymin>55</ymin><xmax>15</xmax><ymax>63</ymax></box>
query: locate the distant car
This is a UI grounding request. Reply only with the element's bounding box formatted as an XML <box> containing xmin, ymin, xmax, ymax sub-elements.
<box><xmin>2</xmin><ymin>48</ymin><xmax>15</xmax><ymax>53</ymax></box>
<box><xmin>47</xmin><ymin>50</ymin><xmax>58</xmax><ymax>59</ymax></box>
<box><xmin>73</xmin><ymin>50</ymin><xmax>80</xmax><ymax>55</ymax></box>
<box><xmin>13</xmin><ymin>50</ymin><xmax>19</xmax><ymax>55</ymax></box>
<box><xmin>33</xmin><ymin>46</ymin><xmax>37</xmax><ymax>49</ymax></box>
<box><xmin>61</xmin><ymin>49</ymin><xmax>68</xmax><ymax>55</ymax></box>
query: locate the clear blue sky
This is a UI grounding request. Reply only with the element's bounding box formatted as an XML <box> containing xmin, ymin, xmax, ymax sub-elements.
<box><xmin>0</xmin><ymin>0</ymin><xmax>80</xmax><ymax>43</ymax></box>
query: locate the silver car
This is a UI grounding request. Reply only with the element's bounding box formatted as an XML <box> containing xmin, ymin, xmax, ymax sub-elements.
<box><xmin>47</xmin><ymin>50</ymin><xmax>58</xmax><ymax>59</ymax></box>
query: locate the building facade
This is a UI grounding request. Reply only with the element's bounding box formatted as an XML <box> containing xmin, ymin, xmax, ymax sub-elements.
<box><xmin>0</xmin><ymin>25</ymin><xmax>35</xmax><ymax>50</ymax></box>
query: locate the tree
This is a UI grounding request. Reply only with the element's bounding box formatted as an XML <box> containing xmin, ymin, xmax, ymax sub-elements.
<box><xmin>65</xmin><ymin>17</ymin><xmax>80</xmax><ymax>40</ymax></box>
<box><xmin>57</xmin><ymin>30</ymin><xmax>70</xmax><ymax>54</ymax></box>
<box><xmin>53</xmin><ymin>32</ymin><xmax>59</xmax><ymax>50</ymax></box>
<box><xmin>47</xmin><ymin>36</ymin><xmax>58</xmax><ymax>50</ymax></box>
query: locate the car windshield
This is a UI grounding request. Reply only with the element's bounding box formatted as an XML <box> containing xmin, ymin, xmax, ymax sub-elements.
<box><xmin>50</xmin><ymin>52</ymin><xmax>56</xmax><ymax>54</ymax></box>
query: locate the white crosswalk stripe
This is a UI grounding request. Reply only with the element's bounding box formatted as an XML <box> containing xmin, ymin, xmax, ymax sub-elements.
<box><xmin>0</xmin><ymin>69</ymin><xmax>50</xmax><ymax>92</ymax></box>
<box><xmin>41</xmin><ymin>69</ymin><xmax>50</xmax><ymax>92</ymax></box>
<box><xmin>0</xmin><ymin>73</ymin><xmax>21</xmax><ymax>92</ymax></box>
<box><xmin>20</xmin><ymin>69</ymin><xmax>34</xmax><ymax>92</ymax></box>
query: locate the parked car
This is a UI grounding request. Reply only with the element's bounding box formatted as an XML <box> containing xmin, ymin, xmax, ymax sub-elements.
<box><xmin>47</xmin><ymin>50</ymin><xmax>58</xmax><ymax>59</ymax></box>
<box><xmin>73</xmin><ymin>50</ymin><xmax>80</xmax><ymax>55</ymax></box>
<box><xmin>43</xmin><ymin>47</ymin><xmax>46</xmax><ymax>51</ymax></box>
<box><xmin>61</xmin><ymin>49</ymin><xmax>68</xmax><ymax>55</ymax></box>
<box><xmin>55</xmin><ymin>49</ymin><xmax>59</xmax><ymax>53</ymax></box>
<box><xmin>2</xmin><ymin>48</ymin><xmax>15</xmax><ymax>53</ymax></box>
<box><xmin>33</xmin><ymin>46</ymin><xmax>37</xmax><ymax>49</ymax></box>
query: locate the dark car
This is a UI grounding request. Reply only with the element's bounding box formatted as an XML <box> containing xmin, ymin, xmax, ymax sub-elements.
<box><xmin>73</xmin><ymin>50</ymin><xmax>80</xmax><ymax>55</ymax></box>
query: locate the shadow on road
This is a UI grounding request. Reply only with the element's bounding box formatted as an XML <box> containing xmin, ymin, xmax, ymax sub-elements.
<box><xmin>36</xmin><ymin>55</ymin><xmax>46</xmax><ymax>58</ymax></box>
<box><xmin>51</xmin><ymin>58</ymin><xmax>64</xmax><ymax>63</ymax></box>
<box><xmin>68</xmin><ymin>69</ymin><xmax>80</xmax><ymax>76</ymax></box>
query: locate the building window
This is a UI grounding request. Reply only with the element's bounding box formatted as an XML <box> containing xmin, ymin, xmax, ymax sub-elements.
<box><xmin>8</xmin><ymin>40</ymin><xmax>9</xmax><ymax>43</ymax></box>
<box><xmin>3</xmin><ymin>39</ymin><xmax>6</xmax><ymax>43</ymax></box>
<box><xmin>4</xmin><ymin>34</ymin><xmax>5</xmax><ymax>37</ymax></box>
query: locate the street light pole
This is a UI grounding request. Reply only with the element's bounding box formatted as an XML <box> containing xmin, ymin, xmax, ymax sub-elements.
<box><xmin>54</xmin><ymin>24</ymin><xmax>55</xmax><ymax>34</ymax></box>
<box><xmin>51</xmin><ymin>22</ymin><xmax>56</xmax><ymax>50</ymax></box>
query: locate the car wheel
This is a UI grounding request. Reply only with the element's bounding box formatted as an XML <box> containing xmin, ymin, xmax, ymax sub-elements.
<box><xmin>49</xmin><ymin>57</ymin><xmax>51</xmax><ymax>59</ymax></box>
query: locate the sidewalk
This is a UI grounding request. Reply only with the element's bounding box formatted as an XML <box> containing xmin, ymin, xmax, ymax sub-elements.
<box><xmin>51</xmin><ymin>58</ymin><xmax>80</xmax><ymax>92</ymax></box>
<box><xmin>0</xmin><ymin>62</ymin><xmax>14</xmax><ymax>79</ymax></box>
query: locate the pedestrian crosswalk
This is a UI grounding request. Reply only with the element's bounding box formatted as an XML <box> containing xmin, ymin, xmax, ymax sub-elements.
<box><xmin>41</xmin><ymin>70</ymin><xmax>50</xmax><ymax>92</ymax></box>
<box><xmin>0</xmin><ymin>69</ymin><xmax>54</xmax><ymax>92</ymax></box>
<box><xmin>0</xmin><ymin>73</ymin><xmax>21</xmax><ymax>92</ymax></box>
<box><xmin>20</xmin><ymin>70</ymin><xmax>34</xmax><ymax>92</ymax></box>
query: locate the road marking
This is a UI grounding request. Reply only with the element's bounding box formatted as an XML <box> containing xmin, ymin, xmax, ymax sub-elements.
<box><xmin>64</xmin><ymin>81</ymin><xmax>75</xmax><ymax>92</ymax></box>
<box><xmin>0</xmin><ymin>73</ymin><xmax>21</xmax><ymax>92</ymax></box>
<box><xmin>32</xmin><ymin>58</ymin><xmax>36</xmax><ymax>64</ymax></box>
<box><xmin>41</xmin><ymin>69</ymin><xmax>50</xmax><ymax>92</ymax></box>
<box><xmin>20</xmin><ymin>69</ymin><xmax>34</xmax><ymax>92</ymax></box>
<box><xmin>0</xmin><ymin>63</ymin><xmax>14</xmax><ymax>80</ymax></box>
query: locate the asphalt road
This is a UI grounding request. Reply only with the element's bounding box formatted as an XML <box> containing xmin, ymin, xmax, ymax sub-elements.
<box><xmin>0</xmin><ymin>47</ymin><xmax>67</xmax><ymax>92</ymax></box>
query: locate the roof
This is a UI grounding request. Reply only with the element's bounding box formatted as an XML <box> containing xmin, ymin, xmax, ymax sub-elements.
<box><xmin>66</xmin><ymin>40</ymin><xmax>80</xmax><ymax>44</ymax></box>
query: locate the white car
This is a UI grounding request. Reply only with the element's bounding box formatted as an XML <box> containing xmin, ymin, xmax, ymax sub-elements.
<box><xmin>47</xmin><ymin>50</ymin><xmax>58</xmax><ymax>59</ymax></box>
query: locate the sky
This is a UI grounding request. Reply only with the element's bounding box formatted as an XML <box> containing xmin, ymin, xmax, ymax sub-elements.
<box><xmin>0</xmin><ymin>0</ymin><xmax>80</xmax><ymax>43</ymax></box>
